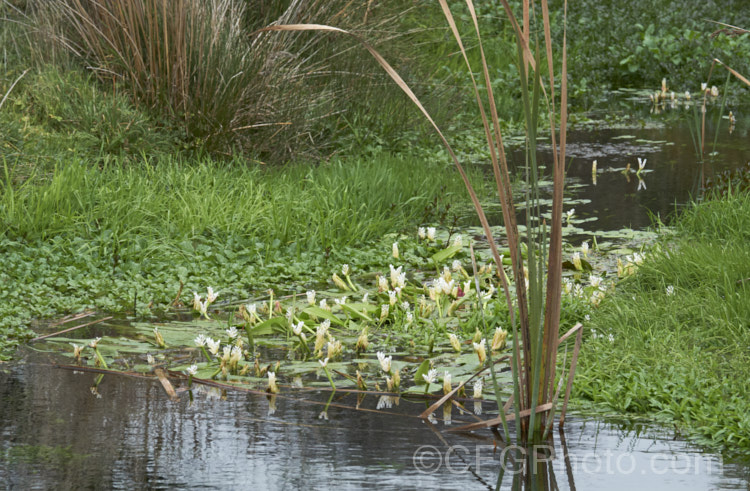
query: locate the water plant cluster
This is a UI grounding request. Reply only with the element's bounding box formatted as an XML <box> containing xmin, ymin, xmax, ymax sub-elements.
<box><xmin>47</xmin><ymin>226</ymin><xmax>635</xmax><ymax>420</ymax></box>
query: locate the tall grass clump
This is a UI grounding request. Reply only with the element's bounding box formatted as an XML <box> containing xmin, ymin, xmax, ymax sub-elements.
<box><xmin>24</xmin><ymin>0</ymin><xmax>428</xmax><ymax>160</ymax></box>
<box><xmin>260</xmin><ymin>0</ymin><xmax>578</xmax><ymax>443</ymax></box>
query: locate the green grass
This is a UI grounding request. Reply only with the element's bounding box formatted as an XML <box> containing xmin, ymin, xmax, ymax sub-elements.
<box><xmin>1</xmin><ymin>153</ymin><xmax>484</xmax><ymax>249</ymax></box>
<box><xmin>575</xmin><ymin>192</ymin><xmax>750</xmax><ymax>452</ymax></box>
<box><xmin>0</xmin><ymin>151</ymin><xmax>494</xmax><ymax>359</ymax></box>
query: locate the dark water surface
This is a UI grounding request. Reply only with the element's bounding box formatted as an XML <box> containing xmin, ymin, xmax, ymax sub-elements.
<box><xmin>1</xmin><ymin>353</ymin><xmax>748</xmax><ymax>490</ymax></box>
<box><xmin>460</xmin><ymin>104</ymin><xmax>750</xmax><ymax>237</ymax></box>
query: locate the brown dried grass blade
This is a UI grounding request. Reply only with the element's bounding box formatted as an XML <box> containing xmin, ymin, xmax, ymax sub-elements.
<box><xmin>154</xmin><ymin>367</ymin><xmax>179</xmax><ymax>401</ymax></box>
<box><xmin>714</xmin><ymin>58</ymin><xmax>750</xmax><ymax>87</ymax></box>
<box><xmin>447</xmin><ymin>402</ymin><xmax>553</xmax><ymax>432</ymax></box>
<box><xmin>559</xmin><ymin>322</ymin><xmax>583</xmax><ymax>427</ymax></box>
<box><xmin>31</xmin><ymin>316</ymin><xmax>113</xmax><ymax>342</ymax></box>
<box><xmin>420</xmin><ymin>381</ymin><xmax>466</xmax><ymax>419</ymax></box>
<box><xmin>440</xmin><ymin>0</ymin><xmax>516</xmax><ymax>317</ymax></box>
<box><xmin>541</xmin><ymin>0</ymin><xmax>568</xmax><ymax>403</ymax></box>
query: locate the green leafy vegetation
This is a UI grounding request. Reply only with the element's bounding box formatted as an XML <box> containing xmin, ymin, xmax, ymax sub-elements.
<box><xmin>566</xmin><ymin>0</ymin><xmax>750</xmax><ymax>109</ymax></box>
<box><xmin>575</xmin><ymin>192</ymin><xmax>750</xmax><ymax>451</ymax></box>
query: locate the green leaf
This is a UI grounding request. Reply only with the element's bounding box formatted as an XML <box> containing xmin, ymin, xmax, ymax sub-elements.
<box><xmin>413</xmin><ymin>359</ymin><xmax>431</xmax><ymax>385</ymax></box>
<box><xmin>431</xmin><ymin>244</ymin><xmax>462</xmax><ymax>264</ymax></box>
<box><xmin>302</xmin><ymin>306</ymin><xmax>345</xmax><ymax>326</ymax></box>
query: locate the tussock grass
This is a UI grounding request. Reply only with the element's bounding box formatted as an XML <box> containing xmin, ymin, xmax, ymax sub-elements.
<box><xmin>576</xmin><ymin>192</ymin><xmax>750</xmax><ymax>451</ymax></box>
<box><xmin>24</xmin><ymin>0</ymin><xmax>426</xmax><ymax>160</ymax></box>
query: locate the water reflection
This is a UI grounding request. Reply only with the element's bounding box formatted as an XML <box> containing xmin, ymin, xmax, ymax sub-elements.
<box><xmin>1</xmin><ymin>356</ymin><xmax>748</xmax><ymax>490</ymax></box>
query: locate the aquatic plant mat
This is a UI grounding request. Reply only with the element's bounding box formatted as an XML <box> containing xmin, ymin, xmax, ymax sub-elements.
<box><xmin>32</xmin><ymin>273</ymin><xmax>583</xmax><ymax>434</ymax></box>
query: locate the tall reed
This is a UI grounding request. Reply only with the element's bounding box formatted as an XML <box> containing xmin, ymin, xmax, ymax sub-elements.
<box><xmin>258</xmin><ymin>0</ymin><xmax>580</xmax><ymax>442</ymax></box>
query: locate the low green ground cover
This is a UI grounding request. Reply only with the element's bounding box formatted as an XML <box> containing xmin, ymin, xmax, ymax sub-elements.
<box><xmin>0</xmin><ymin>153</ymin><xmax>495</xmax><ymax>359</ymax></box>
<box><xmin>575</xmin><ymin>192</ymin><xmax>750</xmax><ymax>452</ymax></box>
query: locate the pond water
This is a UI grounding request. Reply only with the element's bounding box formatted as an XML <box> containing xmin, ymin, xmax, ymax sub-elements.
<box><xmin>463</xmin><ymin>98</ymin><xmax>750</xmax><ymax>241</ymax></box>
<box><xmin>4</xmin><ymin>98</ymin><xmax>750</xmax><ymax>489</ymax></box>
<box><xmin>1</xmin><ymin>351</ymin><xmax>749</xmax><ymax>490</ymax></box>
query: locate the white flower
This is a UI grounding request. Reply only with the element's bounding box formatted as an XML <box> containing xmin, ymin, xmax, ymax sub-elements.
<box><xmin>89</xmin><ymin>337</ymin><xmax>101</xmax><ymax>349</ymax></box>
<box><xmin>437</xmin><ymin>277</ymin><xmax>455</xmax><ymax>296</ymax></box>
<box><xmin>319</xmin><ymin>299</ymin><xmax>330</xmax><ymax>311</ymax></box>
<box><xmin>192</xmin><ymin>291</ymin><xmax>202</xmax><ymax>311</ymax></box>
<box><xmin>449</xmin><ymin>333</ymin><xmax>461</xmax><ymax>352</ymax></box>
<box><xmin>377</xmin><ymin>352</ymin><xmax>392</xmax><ymax>373</ymax></box>
<box><xmin>473</xmin><ymin>379</ymin><xmax>483</xmax><ymax>399</ymax></box>
<box><xmin>314</xmin><ymin>321</ymin><xmax>329</xmax><ymax>353</ymax></box>
<box><xmin>392</xmin><ymin>242</ymin><xmax>399</xmax><ymax>259</ymax></box>
<box><xmin>194</xmin><ymin>334</ymin><xmax>207</xmax><ymax>347</ymax></box>
<box><xmin>222</xmin><ymin>345</ymin><xmax>232</xmax><ymax>360</ymax></box>
<box><xmin>226</xmin><ymin>326</ymin><xmax>239</xmax><ymax>339</ymax></box>
<box><xmin>319</xmin><ymin>357</ymin><xmax>329</xmax><ymax>368</ymax></box>
<box><xmin>401</xmin><ymin>301</ymin><xmax>410</xmax><ymax>311</ymax></box>
<box><xmin>380</xmin><ymin>304</ymin><xmax>389</xmax><ymax>320</ymax></box>
<box><xmin>581</xmin><ymin>241</ymin><xmax>589</xmax><ymax>258</ymax></box>
<box><xmin>418</xmin><ymin>227</ymin><xmax>426</xmax><ymax>240</ymax></box>
<box><xmin>206</xmin><ymin>338</ymin><xmax>220</xmax><ymax>356</ymax></box>
<box><xmin>378</xmin><ymin>275</ymin><xmax>389</xmax><ymax>292</ymax></box>
<box><xmin>306</xmin><ymin>290</ymin><xmax>316</xmax><ymax>305</ymax></box>
<box><xmin>396</xmin><ymin>272</ymin><xmax>406</xmax><ymax>289</ymax></box>
<box><xmin>443</xmin><ymin>372</ymin><xmax>452</xmax><ymax>393</ymax></box>
<box><xmin>637</xmin><ymin>157</ymin><xmax>647</xmax><ymax>171</ymax></box>
<box><xmin>574</xmin><ymin>284</ymin><xmax>584</xmax><ymax>298</ymax></box>
<box><xmin>267</xmin><ymin>372</ymin><xmax>279</xmax><ymax>394</ymax></box>
<box><xmin>247</xmin><ymin>303</ymin><xmax>257</xmax><ymax>316</ymax></box>
<box><xmin>572</xmin><ymin>252</ymin><xmax>582</xmax><ymax>271</ymax></box>
<box><xmin>563</xmin><ymin>278</ymin><xmax>573</xmax><ymax>294</ymax></box>
<box><xmin>198</xmin><ymin>299</ymin><xmax>209</xmax><ymax>319</ymax></box>
<box><xmin>684</xmin><ymin>91</ymin><xmax>691</xmax><ymax>100</ymax></box>
<box><xmin>388</xmin><ymin>290</ymin><xmax>397</xmax><ymax>306</ymax></box>
<box><xmin>473</xmin><ymin>339</ymin><xmax>487</xmax><ymax>364</ymax></box>
<box><xmin>427</xmin><ymin>227</ymin><xmax>436</xmax><ymax>240</ymax></box>
<box><xmin>481</xmin><ymin>284</ymin><xmax>495</xmax><ymax>302</ymax></box>
<box><xmin>701</xmin><ymin>82</ymin><xmax>708</xmax><ymax>92</ymax></box>
<box><xmin>591</xmin><ymin>290</ymin><xmax>605</xmax><ymax>306</ymax></box>
<box><xmin>608</xmin><ymin>333</ymin><xmax>615</xmax><ymax>343</ymax></box>
<box><xmin>362</xmin><ymin>292</ymin><xmax>369</xmax><ymax>303</ymax></box>
<box><xmin>342</xmin><ymin>264</ymin><xmax>350</xmax><ymax>276</ymax></box>
<box><xmin>406</xmin><ymin>312</ymin><xmax>413</xmax><ymax>324</ymax></box>
<box><xmin>452</xmin><ymin>235</ymin><xmax>463</xmax><ymax>247</ymax></box>
<box><xmin>230</xmin><ymin>345</ymin><xmax>242</xmax><ymax>362</ymax></box>
<box><xmin>589</xmin><ymin>274</ymin><xmax>603</xmax><ymax>289</ymax></box>
<box><xmin>293</xmin><ymin>321</ymin><xmax>305</xmax><ymax>336</ymax></box>
<box><xmin>666</xmin><ymin>285</ymin><xmax>675</xmax><ymax>296</ymax></box>
<box><xmin>389</xmin><ymin>264</ymin><xmax>403</xmax><ymax>289</ymax></box>
<box><xmin>206</xmin><ymin>287</ymin><xmax>218</xmax><ymax>304</ymax></box>
<box><xmin>566</xmin><ymin>209</ymin><xmax>575</xmax><ymax>223</ymax></box>
<box><xmin>423</xmin><ymin>368</ymin><xmax>438</xmax><ymax>385</ymax></box>
<box><xmin>452</xmin><ymin>260</ymin><xmax>462</xmax><ymax>272</ymax></box>
<box><xmin>334</xmin><ymin>296</ymin><xmax>347</xmax><ymax>306</ymax></box>
<box><xmin>147</xmin><ymin>353</ymin><xmax>155</xmax><ymax>365</ymax></box>
<box><xmin>377</xmin><ymin>395</ymin><xmax>395</xmax><ymax>410</ymax></box>
<box><xmin>326</xmin><ymin>338</ymin><xmax>342</xmax><ymax>358</ymax></box>
<box><xmin>491</xmin><ymin>327</ymin><xmax>508</xmax><ymax>351</ymax></box>
<box><xmin>187</xmin><ymin>364</ymin><xmax>198</xmax><ymax>376</ymax></box>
